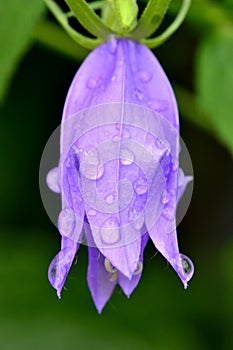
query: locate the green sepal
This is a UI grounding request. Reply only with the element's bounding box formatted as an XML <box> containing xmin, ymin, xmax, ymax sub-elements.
<box><xmin>101</xmin><ymin>0</ymin><xmax>138</xmax><ymax>34</ymax></box>
<box><xmin>65</xmin><ymin>0</ymin><xmax>113</xmax><ymax>39</ymax></box>
<box><xmin>113</xmin><ymin>0</ymin><xmax>139</xmax><ymax>31</ymax></box>
<box><xmin>131</xmin><ymin>0</ymin><xmax>171</xmax><ymax>40</ymax></box>
<box><xmin>142</xmin><ymin>0</ymin><xmax>191</xmax><ymax>49</ymax></box>
<box><xmin>44</xmin><ymin>0</ymin><xmax>102</xmax><ymax>50</ymax></box>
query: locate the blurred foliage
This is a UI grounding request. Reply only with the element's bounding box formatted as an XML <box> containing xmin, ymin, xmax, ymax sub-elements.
<box><xmin>196</xmin><ymin>29</ymin><xmax>233</xmax><ymax>154</ymax></box>
<box><xmin>0</xmin><ymin>0</ymin><xmax>45</xmax><ymax>102</ymax></box>
<box><xmin>0</xmin><ymin>1</ymin><xmax>233</xmax><ymax>350</ymax></box>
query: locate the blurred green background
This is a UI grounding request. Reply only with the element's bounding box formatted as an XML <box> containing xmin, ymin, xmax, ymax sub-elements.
<box><xmin>0</xmin><ymin>0</ymin><xmax>233</xmax><ymax>349</ymax></box>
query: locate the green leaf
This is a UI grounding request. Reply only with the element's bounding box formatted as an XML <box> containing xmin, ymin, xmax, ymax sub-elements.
<box><xmin>65</xmin><ymin>0</ymin><xmax>112</xmax><ymax>38</ymax></box>
<box><xmin>196</xmin><ymin>30</ymin><xmax>233</xmax><ymax>155</ymax></box>
<box><xmin>131</xmin><ymin>0</ymin><xmax>171</xmax><ymax>40</ymax></box>
<box><xmin>0</xmin><ymin>0</ymin><xmax>45</xmax><ymax>102</ymax></box>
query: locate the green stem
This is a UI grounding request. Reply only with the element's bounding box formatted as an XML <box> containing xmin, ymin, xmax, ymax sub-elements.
<box><xmin>142</xmin><ymin>0</ymin><xmax>191</xmax><ymax>48</ymax></box>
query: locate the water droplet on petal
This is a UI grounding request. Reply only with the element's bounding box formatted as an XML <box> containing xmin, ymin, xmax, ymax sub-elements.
<box><xmin>162</xmin><ymin>206</ymin><xmax>175</xmax><ymax>220</ymax></box>
<box><xmin>105</xmin><ymin>194</ymin><xmax>115</xmax><ymax>204</ymax></box>
<box><xmin>133</xmin><ymin>177</ymin><xmax>148</xmax><ymax>195</ymax></box>
<box><xmin>134</xmin><ymin>88</ymin><xmax>143</xmax><ymax>100</ymax></box>
<box><xmin>81</xmin><ymin>163</ymin><xmax>104</xmax><ymax>180</ymax></box>
<box><xmin>80</xmin><ymin>150</ymin><xmax>104</xmax><ymax>180</ymax></box>
<box><xmin>180</xmin><ymin>254</ymin><xmax>194</xmax><ymax>279</ymax></box>
<box><xmin>48</xmin><ymin>258</ymin><xmax>59</xmax><ymax>285</ymax></box>
<box><xmin>128</xmin><ymin>208</ymin><xmax>138</xmax><ymax>221</ymax></box>
<box><xmin>58</xmin><ymin>208</ymin><xmax>75</xmax><ymax>236</ymax></box>
<box><xmin>112</xmin><ymin>135</ymin><xmax>120</xmax><ymax>143</ymax></box>
<box><xmin>148</xmin><ymin>99</ymin><xmax>169</xmax><ymax>112</ymax></box>
<box><xmin>46</xmin><ymin>167</ymin><xmax>60</xmax><ymax>193</ymax></box>
<box><xmin>88</xmin><ymin>209</ymin><xmax>97</xmax><ymax>216</ymax></box>
<box><xmin>100</xmin><ymin>217</ymin><xmax>120</xmax><ymax>245</ymax></box>
<box><xmin>120</xmin><ymin>148</ymin><xmax>135</xmax><ymax>165</ymax></box>
<box><xmin>133</xmin><ymin>214</ymin><xmax>144</xmax><ymax>230</ymax></box>
<box><xmin>122</xmin><ymin>128</ymin><xmax>131</xmax><ymax>139</ymax></box>
<box><xmin>51</xmin><ymin>266</ymin><xmax>57</xmax><ymax>277</ymax></box>
<box><xmin>111</xmin><ymin>75</ymin><xmax>116</xmax><ymax>82</ymax></box>
<box><xmin>87</xmin><ymin>79</ymin><xmax>97</xmax><ymax>89</ymax></box>
<box><xmin>138</xmin><ymin>70</ymin><xmax>152</xmax><ymax>83</ymax></box>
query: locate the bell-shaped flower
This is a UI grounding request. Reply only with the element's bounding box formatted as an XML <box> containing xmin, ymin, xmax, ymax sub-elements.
<box><xmin>47</xmin><ymin>38</ymin><xmax>194</xmax><ymax>313</ymax></box>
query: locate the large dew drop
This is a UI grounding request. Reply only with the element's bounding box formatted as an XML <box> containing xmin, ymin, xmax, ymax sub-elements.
<box><xmin>80</xmin><ymin>149</ymin><xmax>104</xmax><ymax>180</ymax></box>
<box><xmin>58</xmin><ymin>208</ymin><xmax>75</xmax><ymax>237</ymax></box>
<box><xmin>100</xmin><ymin>217</ymin><xmax>120</xmax><ymax>245</ymax></box>
<box><xmin>120</xmin><ymin>148</ymin><xmax>135</xmax><ymax>166</ymax></box>
<box><xmin>180</xmin><ymin>254</ymin><xmax>194</xmax><ymax>280</ymax></box>
<box><xmin>133</xmin><ymin>177</ymin><xmax>148</xmax><ymax>195</ymax></box>
<box><xmin>46</xmin><ymin>167</ymin><xmax>60</xmax><ymax>193</ymax></box>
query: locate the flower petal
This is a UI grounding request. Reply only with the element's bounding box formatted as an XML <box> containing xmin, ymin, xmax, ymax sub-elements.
<box><xmin>62</xmin><ymin>39</ymin><xmax>179</xmax><ymax>130</ymax></box>
<box><xmin>118</xmin><ymin>233</ymin><xmax>149</xmax><ymax>297</ymax></box>
<box><xmin>85</xmin><ymin>223</ymin><xmax>116</xmax><ymax>313</ymax></box>
<box><xmin>145</xmin><ymin>154</ymin><xmax>193</xmax><ymax>287</ymax></box>
<box><xmin>59</xmin><ymin>148</ymin><xmax>85</xmax><ymax>243</ymax></box>
<box><xmin>48</xmin><ymin>237</ymin><xmax>79</xmax><ymax>298</ymax></box>
<box><xmin>51</xmin><ymin>37</ymin><xmax>194</xmax><ymax>306</ymax></box>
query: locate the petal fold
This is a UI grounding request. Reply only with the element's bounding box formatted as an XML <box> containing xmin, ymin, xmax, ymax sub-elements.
<box><xmin>48</xmin><ymin>237</ymin><xmax>79</xmax><ymax>298</ymax></box>
<box><xmin>85</xmin><ymin>224</ymin><xmax>116</xmax><ymax>313</ymax></box>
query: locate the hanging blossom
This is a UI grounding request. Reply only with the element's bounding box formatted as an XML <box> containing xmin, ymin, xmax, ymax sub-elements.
<box><xmin>44</xmin><ymin>0</ymin><xmax>194</xmax><ymax>312</ymax></box>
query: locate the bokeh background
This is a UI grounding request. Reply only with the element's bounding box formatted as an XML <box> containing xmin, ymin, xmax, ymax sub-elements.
<box><xmin>0</xmin><ymin>0</ymin><xmax>233</xmax><ymax>349</ymax></box>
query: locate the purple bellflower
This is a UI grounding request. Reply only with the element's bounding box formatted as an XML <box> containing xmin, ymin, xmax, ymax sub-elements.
<box><xmin>47</xmin><ymin>38</ymin><xmax>194</xmax><ymax>313</ymax></box>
